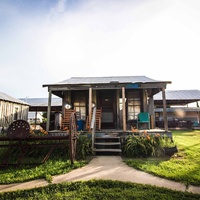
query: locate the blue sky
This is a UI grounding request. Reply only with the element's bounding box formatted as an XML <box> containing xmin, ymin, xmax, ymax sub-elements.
<box><xmin>0</xmin><ymin>0</ymin><xmax>200</xmax><ymax>98</ymax></box>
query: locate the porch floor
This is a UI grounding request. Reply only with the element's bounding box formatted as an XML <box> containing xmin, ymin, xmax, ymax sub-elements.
<box><xmin>95</xmin><ymin>128</ymin><xmax>167</xmax><ymax>136</ymax></box>
<box><xmin>48</xmin><ymin>128</ymin><xmax>169</xmax><ymax>138</ymax></box>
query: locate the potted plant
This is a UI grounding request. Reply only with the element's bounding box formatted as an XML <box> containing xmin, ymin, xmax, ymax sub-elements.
<box><xmin>160</xmin><ymin>135</ymin><xmax>178</xmax><ymax>156</ymax></box>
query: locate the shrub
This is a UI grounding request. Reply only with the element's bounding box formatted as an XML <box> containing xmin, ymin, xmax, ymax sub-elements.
<box><xmin>76</xmin><ymin>135</ymin><xmax>93</xmax><ymax>160</ymax></box>
<box><xmin>122</xmin><ymin>133</ymin><xmax>166</xmax><ymax>158</ymax></box>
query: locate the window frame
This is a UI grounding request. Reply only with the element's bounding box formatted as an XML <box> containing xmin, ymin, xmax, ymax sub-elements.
<box><xmin>126</xmin><ymin>91</ymin><xmax>141</xmax><ymax>121</ymax></box>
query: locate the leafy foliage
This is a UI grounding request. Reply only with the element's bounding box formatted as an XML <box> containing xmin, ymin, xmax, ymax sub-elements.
<box><xmin>122</xmin><ymin>132</ymin><xmax>163</xmax><ymax>158</ymax></box>
<box><xmin>76</xmin><ymin>135</ymin><xmax>94</xmax><ymax>160</ymax></box>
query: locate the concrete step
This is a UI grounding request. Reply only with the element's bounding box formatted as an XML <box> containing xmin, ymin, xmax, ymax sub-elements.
<box><xmin>94</xmin><ymin>134</ymin><xmax>122</xmax><ymax>155</ymax></box>
<box><xmin>93</xmin><ymin>148</ymin><xmax>122</xmax><ymax>153</ymax></box>
<box><xmin>94</xmin><ymin>142</ymin><xmax>121</xmax><ymax>145</ymax></box>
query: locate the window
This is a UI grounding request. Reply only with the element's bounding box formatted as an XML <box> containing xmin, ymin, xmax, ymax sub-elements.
<box><xmin>127</xmin><ymin>91</ymin><xmax>141</xmax><ymax>120</ymax></box>
<box><xmin>72</xmin><ymin>91</ymin><xmax>86</xmax><ymax>120</ymax></box>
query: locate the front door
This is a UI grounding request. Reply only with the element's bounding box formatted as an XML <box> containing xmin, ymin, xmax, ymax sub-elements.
<box><xmin>97</xmin><ymin>90</ymin><xmax>116</xmax><ymax>129</ymax></box>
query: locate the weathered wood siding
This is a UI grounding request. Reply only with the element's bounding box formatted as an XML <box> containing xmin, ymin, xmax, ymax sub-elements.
<box><xmin>0</xmin><ymin>100</ymin><xmax>29</xmax><ymax>128</ymax></box>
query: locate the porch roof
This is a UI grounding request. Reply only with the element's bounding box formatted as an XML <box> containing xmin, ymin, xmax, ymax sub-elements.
<box><xmin>43</xmin><ymin>76</ymin><xmax>171</xmax><ymax>86</ymax></box>
<box><xmin>43</xmin><ymin>76</ymin><xmax>171</xmax><ymax>98</ymax></box>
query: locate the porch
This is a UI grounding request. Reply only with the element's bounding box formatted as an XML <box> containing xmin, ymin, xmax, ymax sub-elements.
<box><xmin>49</xmin><ymin>128</ymin><xmax>171</xmax><ymax>155</ymax></box>
<box><xmin>94</xmin><ymin>129</ymin><xmax>172</xmax><ymax>155</ymax></box>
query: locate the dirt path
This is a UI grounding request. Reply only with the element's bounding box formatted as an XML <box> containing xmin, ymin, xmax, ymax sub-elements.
<box><xmin>0</xmin><ymin>156</ymin><xmax>200</xmax><ymax>194</ymax></box>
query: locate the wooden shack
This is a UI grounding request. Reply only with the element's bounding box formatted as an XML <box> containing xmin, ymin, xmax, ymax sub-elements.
<box><xmin>0</xmin><ymin>92</ymin><xmax>29</xmax><ymax>130</ymax></box>
<box><xmin>43</xmin><ymin>76</ymin><xmax>171</xmax><ymax>132</ymax></box>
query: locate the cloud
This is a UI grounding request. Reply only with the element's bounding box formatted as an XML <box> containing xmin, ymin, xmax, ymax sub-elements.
<box><xmin>42</xmin><ymin>0</ymin><xmax>173</xmax><ymax>77</ymax></box>
<box><xmin>48</xmin><ymin>0</ymin><xmax>67</xmax><ymax>20</ymax></box>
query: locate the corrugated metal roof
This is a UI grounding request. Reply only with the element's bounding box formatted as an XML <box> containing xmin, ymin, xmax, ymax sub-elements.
<box><xmin>20</xmin><ymin>98</ymin><xmax>62</xmax><ymax>107</ymax></box>
<box><xmin>0</xmin><ymin>91</ymin><xmax>29</xmax><ymax>105</ymax></box>
<box><xmin>44</xmin><ymin>76</ymin><xmax>171</xmax><ymax>86</ymax></box>
<box><xmin>154</xmin><ymin>90</ymin><xmax>200</xmax><ymax>100</ymax></box>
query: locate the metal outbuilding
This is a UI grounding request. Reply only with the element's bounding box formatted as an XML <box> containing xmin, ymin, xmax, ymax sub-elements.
<box><xmin>154</xmin><ymin>90</ymin><xmax>200</xmax><ymax>128</ymax></box>
<box><xmin>154</xmin><ymin>90</ymin><xmax>200</xmax><ymax>106</ymax></box>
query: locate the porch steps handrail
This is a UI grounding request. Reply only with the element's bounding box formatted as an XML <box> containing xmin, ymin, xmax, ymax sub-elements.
<box><xmin>91</xmin><ymin>106</ymin><xmax>96</xmax><ymax>151</ymax></box>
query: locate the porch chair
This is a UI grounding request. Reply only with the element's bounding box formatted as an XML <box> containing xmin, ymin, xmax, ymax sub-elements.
<box><xmin>137</xmin><ymin>112</ymin><xmax>150</xmax><ymax>130</ymax></box>
<box><xmin>61</xmin><ymin>109</ymin><xmax>75</xmax><ymax>130</ymax></box>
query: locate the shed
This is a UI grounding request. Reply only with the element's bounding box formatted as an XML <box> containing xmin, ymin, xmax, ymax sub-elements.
<box><xmin>20</xmin><ymin>98</ymin><xmax>62</xmax><ymax>130</ymax></box>
<box><xmin>154</xmin><ymin>90</ymin><xmax>200</xmax><ymax>128</ymax></box>
<box><xmin>0</xmin><ymin>92</ymin><xmax>29</xmax><ymax>129</ymax></box>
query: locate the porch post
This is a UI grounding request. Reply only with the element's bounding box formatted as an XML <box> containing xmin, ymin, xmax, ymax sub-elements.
<box><xmin>46</xmin><ymin>89</ymin><xmax>52</xmax><ymax>132</ymax></box>
<box><xmin>122</xmin><ymin>87</ymin><xmax>126</xmax><ymax>132</ymax></box>
<box><xmin>197</xmin><ymin>102</ymin><xmax>199</xmax><ymax>123</ymax></box>
<box><xmin>116</xmin><ymin>89</ymin><xmax>120</xmax><ymax>129</ymax></box>
<box><xmin>34</xmin><ymin>109</ymin><xmax>38</xmax><ymax>128</ymax></box>
<box><xmin>148</xmin><ymin>96</ymin><xmax>155</xmax><ymax>129</ymax></box>
<box><xmin>89</xmin><ymin>87</ymin><xmax>92</xmax><ymax>131</ymax></box>
<box><xmin>162</xmin><ymin>87</ymin><xmax>168</xmax><ymax>132</ymax></box>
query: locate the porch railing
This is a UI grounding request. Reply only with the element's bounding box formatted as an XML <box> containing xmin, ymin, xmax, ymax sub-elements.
<box><xmin>90</xmin><ymin>106</ymin><xmax>96</xmax><ymax>151</ymax></box>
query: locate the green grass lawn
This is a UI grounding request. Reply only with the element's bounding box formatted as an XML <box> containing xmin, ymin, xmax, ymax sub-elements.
<box><xmin>0</xmin><ymin>136</ymin><xmax>91</xmax><ymax>184</ymax></box>
<box><xmin>0</xmin><ymin>159</ymin><xmax>87</xmax><ymax>184</ymax></box>
<box><xmin>0</xmin><ymin>180</ymin><xmax>200</xmax><ymax>200</ymax></box>
<box><xmin>124</xmin><ymin>130</ymin><xmax>200</xmax><ymax>186</ymax></box>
